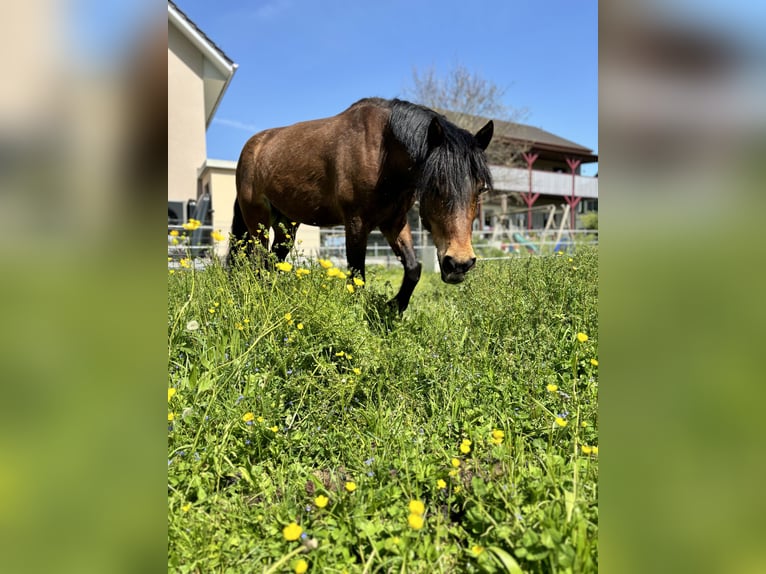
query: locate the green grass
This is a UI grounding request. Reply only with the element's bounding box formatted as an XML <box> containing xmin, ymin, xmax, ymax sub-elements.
<box><xmin>168</xmin><ymin>248</ymin><xmax>598</xmax><ymax>573</ymax></box>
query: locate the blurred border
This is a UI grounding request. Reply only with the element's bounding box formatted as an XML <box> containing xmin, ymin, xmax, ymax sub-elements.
<box><xmin>0</xmin><ymin>1</ymin><xmax>167</xmax><ymax>572</ymax></box>
<box><xmin>601</xmin><ymin>1</ymin><xmax>766</xmax><ymax>573</ymax></box>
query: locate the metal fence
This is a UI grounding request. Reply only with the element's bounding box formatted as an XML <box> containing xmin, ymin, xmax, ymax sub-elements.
<box><xmin>317</xmin><ymin>227</ymin><xmax>598</xmax><ymax>268</ymax></box>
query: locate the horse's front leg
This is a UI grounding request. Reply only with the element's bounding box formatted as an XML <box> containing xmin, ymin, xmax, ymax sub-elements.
<box><xmin>381</xmin><ymin>220</ymin><xmax>422</xmax><ymax>313</ymax></box>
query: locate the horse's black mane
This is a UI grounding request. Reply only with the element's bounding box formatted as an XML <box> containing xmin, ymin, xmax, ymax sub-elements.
<box><xmin>367</xmin><ymin>98</ymin><xmax>493</xmax><ymax>208</ymax></box>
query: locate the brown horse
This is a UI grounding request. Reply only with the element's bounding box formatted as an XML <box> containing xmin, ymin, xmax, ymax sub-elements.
<box><xmin>229</xmin><ymin>97</ymin><xmax>493</xmax><ymax>312</ymax></box>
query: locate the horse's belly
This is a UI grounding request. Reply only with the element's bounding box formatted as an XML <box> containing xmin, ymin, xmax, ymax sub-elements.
<box><xmin>267</xmin><ymin>191</ymin><xmax>343</xmax><ymax>227</ymax></box>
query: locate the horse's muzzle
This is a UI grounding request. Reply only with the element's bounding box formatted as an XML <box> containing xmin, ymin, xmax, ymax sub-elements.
<box><xmin>440</xmin><ymin>255</ymin><xmax>476</xmax><ymax>284</ymax></box>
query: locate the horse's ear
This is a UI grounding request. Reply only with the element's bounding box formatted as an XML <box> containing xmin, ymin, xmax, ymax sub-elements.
<box><xmin>427</xmin><ymin>117</ymin><xmax>445</xmax><ymax>149</ymax></box>
<box><xmin>475</xmin><ymin>120</ymin><xmax>494</xmax><ymax>151</ymax></box>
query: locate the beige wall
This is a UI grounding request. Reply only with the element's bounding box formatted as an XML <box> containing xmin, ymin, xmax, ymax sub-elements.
<box><xmin>168</xmin><ymin>24</ymin><xmax>207</xmax><ymax>203</ymax></box>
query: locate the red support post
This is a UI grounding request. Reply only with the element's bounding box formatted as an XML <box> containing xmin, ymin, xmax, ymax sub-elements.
<box><xmin>564</xmin><ymin>157</ymin><xmax>582</xmax><ymax>231</ymax></box>
<box><xmin>522</xmin><ymin>152</ymin><xmax>540</xmax><ymax>230</ymax></box>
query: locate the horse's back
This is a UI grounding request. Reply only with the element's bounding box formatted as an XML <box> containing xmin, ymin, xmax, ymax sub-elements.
<box><xmin>236</xmin><ymin>101</ymin><xmax>392</xmax><ymax>226</ymax></box>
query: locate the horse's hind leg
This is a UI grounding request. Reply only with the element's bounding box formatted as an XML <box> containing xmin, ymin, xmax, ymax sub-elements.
<box><xmin>381</xmin><ymin>220</ymin><xmax>422</xmax><ymax>313</ymax></box>
<box><xmin>270</xmin><ymin>209</ymin><xmax>299</xmax><ymax>262</ymax></box>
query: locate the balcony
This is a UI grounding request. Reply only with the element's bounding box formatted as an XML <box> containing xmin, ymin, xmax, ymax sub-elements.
<box><xmin>490</xmin><ymin>166</ymin><xmax>598</xmax><ymax>199</ymax></box>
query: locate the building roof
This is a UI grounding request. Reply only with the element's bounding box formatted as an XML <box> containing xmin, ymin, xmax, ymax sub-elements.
<box><xmin>168</xmin><ymin>1</ymin><xmax>237</xmax><ymax>126</ymax></box>
<box><xmin>438</xmin><ymin>109</ymin><xmax>598</xmax><ymax>164</ymax></box>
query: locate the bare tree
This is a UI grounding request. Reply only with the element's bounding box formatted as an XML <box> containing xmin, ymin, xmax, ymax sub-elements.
<box><xmin>402</xmin><ymin>64</ymin><xmax>530</xmax><ymax>167</ymax></box>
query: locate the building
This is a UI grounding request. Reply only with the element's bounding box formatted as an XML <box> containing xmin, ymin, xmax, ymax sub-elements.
<box><xmin>168</xmin><ymin>1</ymin><xmax>237</xmax><ymax>254</ymax></box>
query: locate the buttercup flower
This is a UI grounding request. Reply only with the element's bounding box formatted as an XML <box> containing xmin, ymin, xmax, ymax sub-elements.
<box><xmin>451</xmin><ymin>458</ymin><xmax>460</xmax><ymax>468</ymax></box>
<box><xmin>242</xmin><ymin>412</ymin><xmax>255</xmax><ymax>423</ymax></box>
<box><xmin>345</xmin><ymin>481</ymin><xmax>357</xmax><ymax>493</ymax></box>
<box><xmin>276</xmin><ymin>262</ymin><xmax>293</xmax><ymax>273</ymax></box>
<box><xmin>293</xmin><ymin>559</ymin><xmax>308</xmax><ymax>574</ymax></box>
<box><xmin>353</xmin><ymin>277</ymin><xmax>364</xmax><ymax>287</ymax></box>
<box><xmin>318</xmin><ymin>259</ymin><xmax>333</xmax><ymax>269</ymax></box>
<box><xmin>168</xmin><ymin>388</ymin><xmax>176</xmax><ymax>402</ymax></box>
<box><xmin>346</xmin><ymin>284</ymin><xmax>354</xmax><ymax>294</ymax></box>
<box><xmin>314</xmin><ymin>495</ymin><xmax>329</xmax><ymax>508</ymax></box>
<box><xmin>407</xmin><ymin>513</ymin><xmax>424</xmax><ymax>530</ymax></box>
<box><xmin>283</xmin><ymin>522</ymin><xmax>303</xmax><ymax>541</ymax></box>
<box><xmin>169</xmin><ymin>229</ymin><xmax>179</xmax><ymax>237</ymax></box>
<box><xmin>460</xmin><ymin>442</ymin><xmax>471</xmax><ymax>454</ymax></box>
<box><xmin>576</xmin><ymin>332</ymin><xmax>589</xmax><ymax>343</ymax></box>
<box><xmin>491</xmin><ymin>429</ymin><xmax>505</xmax><ymax>445</ymax></box>
<box><xmin>211</xmin><ymin>230</ymin><xmax>225</xmax><ymax>242</ymax></box>
<box><xmin>590</xmin><ymin>358</ymin><xmax>599</xmax><ymax>366</ymax></box>
<box><xmin>546</xmin><ymin>383</ymin><xmax>558</xmax><ymax>392</ymax></box>
<box><xmin>179</xmin><ymin>258</ymin><xmax>191</xmax><ymax>268</ymax></box>
<box><xmin>555</xmin><ymin>417</ymin><xmax>568</xmax><ymax>427</ymax></box>
<box><xmin>168</xmin><ymin>412</ymin><xmax>175</xmax><ymax>422</ymax></box>
<box><xmin>581</xmin><ymin>445</ymin><xmax>593</xmax><ymax>455</ymax></box>
<box><xmin>408</xmin><ymin>500</ymin><xmax>425</xmax><ymax>515</ymax></box>
<box><xmin>592</xmin><ymin>446</ymin><xmax>599</xmax><ymax>455</ymax></box>
<box><xmin>295</xmin><ymin>268</ymin><xmax>310</xmax><ymax>278</ymax></box>
<box><xmin>472</xmin><ymin>545</ymin><xmax>484</xmax><ymax>556</ymax></box>
<box><xmin>181</xmin><ymin>502</ymin><xmax>192</xmax><ymax>512</ymax></box>
<box><xmin>437</xmin><ymin>479</ymin><xmax>447</xmax><ymax>489</ymax></box>
<box><xmin>297</xmin><ymin>323</ymin><xmax>304</xmax><ymax>330</ymax></box>
<box><xmin>270</xmin><ymin>425</ymin><xmax>279</xmax><ymax>433</ymax></box>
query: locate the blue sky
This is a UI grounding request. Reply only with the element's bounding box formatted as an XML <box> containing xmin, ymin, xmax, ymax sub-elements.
<box><xmin>175</xmin><ymin>0</ymin><xmax>598</xmax><ymax>175</ymax></box>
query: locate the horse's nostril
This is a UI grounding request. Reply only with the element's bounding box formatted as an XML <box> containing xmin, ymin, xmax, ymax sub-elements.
<box><xmin>442</xmin><ymin>256</ymin><xmax>476</xmax><ymax>275</ymax></box>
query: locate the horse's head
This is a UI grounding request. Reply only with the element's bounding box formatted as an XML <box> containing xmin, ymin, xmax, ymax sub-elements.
<box><xmin>418</xmin><ymin>117</ymin><xmax>494</xmax><ymax>284</ymax></box>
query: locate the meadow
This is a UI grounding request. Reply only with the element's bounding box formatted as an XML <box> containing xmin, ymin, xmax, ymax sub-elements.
<box><xmin>167</xmin><ymin>247</ymin><xmax>598</xmax><ymax>573</ymax></box>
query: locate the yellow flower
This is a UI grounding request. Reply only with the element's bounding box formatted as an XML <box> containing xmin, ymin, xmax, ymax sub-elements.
<box><xmin>293</xmin><ymin>559</ymin><xmax>308</xmax><ymax>574</ymax></box>
<box><xmin>242</xmin><ymin>412</ymin><xmax>255</xmax><ymax>423</ymax></box>
<box><xmin>168</xmin><ymin>388</ymin><xmax>176</xmax><ymax>402</ymax></box>
<box><xmin>314</xmin><ymin>495</ymin><xmax>329</xmax><ymax>508</ymax></box>
<box><xmin>295</xmin><ymin>268</ymin><xmax>311</xmax><ymax>277</ymax></box>
<box><xmin>451</xmin><ymin>458</ymin><xmax>460</xmax><ymax>468</ymax></box>
<box><xmin>353</xmin><ymin>367</ymin><xmax>361</xmax><ymax>375</ymax></box>
<box><xmin>437</xmin><ymin>479</ymin><xmax>447</xmax><ymax>489</ymax></box>
<box><xmin>297</xmin><ymin>323</ymin><xmax>304</xmax><ymax>330</ymax></box>
<box><xmin>490</xmin><ymin>429</ymin><xmax>504</xmax><ymax>445</ymax></box>
<box><xmin>335</xmin><ymin>351</ymin><xmax>345</xmax><ymax>357</ymax></box>
<box><xmin>270</xmin><ymin>425</ymin><xmax>279</xmax><ymax>433</ymax></box>
<box><xmin>592</xmin><ymin>446</ymin><xmax>599</xmax><ymax>455</ymax></box>
<box><xmin>276</xmin><ymin>262</ymin><xmax>293</xmax><ymax>273</ymax></box>
<box><xmin>353</xmin><ymin>277</ymin><xmax>365</xmax><ymax>287</ymax></box>
<box><xmin>576</xmin><ymin>332</ymin><xmax>589</xmax><ymax>343</ymax></box>
<box><xmin>555</xmin><ymin>417</ymin><xmax>568</xmax><ymax>427</ymax></box>
<box><xmin>318</xmin><ymin>259</ymin><xmax>333</xmax><ymax>269</ymax></box>
<box><xmin>408</xmin><ymin>500</ymin><xmax>425</xmax><ymax>515</ymax></box>
<box><xmin>546</xmin><ymin>383</ymin><xmax>558</xmax><ymax>392</ymax></box>
<box><xmin>346</xmin><ymin>284</ymin><xmax>354</xmax><ymax>294</ymax></box>
<box><xmin>181</xmin><ymin>502</ymin><xmax>192</xmax><ymax>512</ymax></box>
<box><xmin>471</xmin><ymin>545</ymin><xmax>484</xmax><ymax>556</ymax></box>
<box><xmin>407</xmin><ymin>513</ymin><xmax>424</xmax><ymax>530</ymax></box>
<box><xmin>283</xmin><ymin>522</ymin><xmax>303</xmax><ymax>541</ymax></box>
<box><xmin>448</xmin><ymin>469</ymin><xmax>459</xmax><ymax>477</ymax></box>
<box><xmin>169</xmin><ymin>229</ymin><xmax>179</xmax><ymax>237</ymax></box>
<box><xmin>257</xmin><ymin>416</ymin><xmax>264</xmax><ymax>423</ymax></box>
<box><xmin>168</xmin><ymin>412</ymin><xmax>175</xmax><ymax>422</ymax></box>
<box><xmin>590</xmin><ymin>358</ymin><xmax>599</xmax><ymax>366</ymax></box>
<box><xmin>179</xmin><ymin>258</ymin><xmax>191</xmax><ymax>268</ymax></box>
<box><xmin>453</xmin><ymin>486</ymin><xmax>461</xmax><ymax>494</ymax></box>
<box><xmin>581</xmin><ymin>445</ymin><xmax>593</xmax><ymax>455</ymax></box>
<box><xmin>345</xmin><ymin>481</ymin><xmax>356</xmax><ymax>493</ymax></box>
<box><xmin>182</xmin><ymin>219</ymin><xmax>201</xmax><ymax>231</ymax></box>
<box><xmin>208</xmin><ymin>308</ymin><xmax>215</xmax><ymax>314</ymax></box>
<box><xmin>235</xmin><ymin>322</ymin><xmax>244</xmax><ymax>331</ymax></box>
<box><xmin>460</xmin><ymin>442</ymin><xmax>471</xmax><ymax>454</ymax></box>
<box><xmin>284</xmin><ymin>312</ymin><xmax>292</xmax><ymax>322</ymax></box>
<box><xmin>211</xmin><ymin>230</ymin><xmax>225</xmax><ymax>242</ymax></box>
<box><xmin>461</xmin><ymin>439</ymin><xmax>472</xmax><ymax>446</ymax></box>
